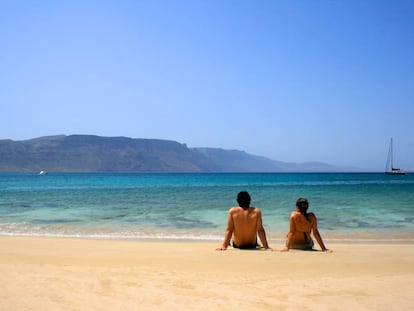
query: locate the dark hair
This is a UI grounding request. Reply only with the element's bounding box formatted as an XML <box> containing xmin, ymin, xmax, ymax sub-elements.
<box><xmin>237</xmin><ymin>191</ymin><xmax>251</xmax><ymax>208</ymax></box>
<box><xmin>296</xmin><ymin>197</ymin><xmax>310</xmax><ymax>221</ymax></box>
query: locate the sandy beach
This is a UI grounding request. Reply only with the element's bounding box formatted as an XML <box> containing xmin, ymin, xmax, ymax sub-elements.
<box><xmin>0</xmin><ymin>237</ymin><xmax>413</xmax><ymax>310</ymax></box>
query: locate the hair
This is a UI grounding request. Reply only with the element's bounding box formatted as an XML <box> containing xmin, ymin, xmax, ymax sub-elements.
<box><xmin>237</xmin><ymin>191</ymin><xmax>251</xmax><ymax>208</ymax></box>
<box><xmin>296</xmin><ymin>197</ymin><xmax>310</xmax><ymax>221</ymax></box>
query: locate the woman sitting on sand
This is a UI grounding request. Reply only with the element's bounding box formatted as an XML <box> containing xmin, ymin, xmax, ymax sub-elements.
<box><xmin>282</xmin><ymin>198</ymin><xmax>332</xmax><ymax>252</ymax></box>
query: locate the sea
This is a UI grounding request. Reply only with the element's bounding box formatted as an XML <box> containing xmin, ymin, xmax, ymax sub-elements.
<box><xmin>1</xmin><ymin>172</ymin><xmax>413</xmax><ymax>243</ymax></box>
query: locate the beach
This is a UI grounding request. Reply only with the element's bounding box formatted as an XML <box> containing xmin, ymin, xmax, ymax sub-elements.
<box><xmin>1</xmin><ymin>174</ymin><xmax>414</xmax><ymax>309</ymax></box>
<box><xmin>1</xmin><ymin>237</ymin><xmax>413</xmax><ymax>310</ymax></box>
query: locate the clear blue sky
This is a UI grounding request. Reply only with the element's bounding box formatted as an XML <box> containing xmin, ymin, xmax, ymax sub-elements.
<box><xmin>1</xmin><ymin>0</ymin><xmax>413</xmax><ymax>170</ymax></box>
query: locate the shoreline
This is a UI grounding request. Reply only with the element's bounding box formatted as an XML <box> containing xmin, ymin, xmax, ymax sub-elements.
<box><xmin>1</xmin><ymin>236</ymin><xmax>414</xmax><ymax>310</ymax></box>
<box><xmin>1</xmin><ymin>232</ymin><xmax>414</xmax><ymax>245</ymax></box>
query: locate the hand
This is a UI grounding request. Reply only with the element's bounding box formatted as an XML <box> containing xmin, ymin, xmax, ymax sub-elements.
<box><xmin>216</xmin><ymin>246</ymin><xmax>227</xmax><ymax>251</ymax></box>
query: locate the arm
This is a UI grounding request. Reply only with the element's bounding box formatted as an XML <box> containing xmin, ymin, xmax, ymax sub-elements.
<box><xmin>216</xmin><ymin>209</ymin><xmax>234</xmax><ymax>251</ymax></box>
<box><xmin>281</xmin><ymin>214</ymin><xmax>295</xmax><ymax>252</ymax></box>
<box><xmin>256</xmin><ymin>209</ymin><xmax>271</xmax><ymax>249</ymax></box>
<box><xmin>311</xmin><ymin>213</ymin><xmax>331</xmax><ymax>252</ymax></box>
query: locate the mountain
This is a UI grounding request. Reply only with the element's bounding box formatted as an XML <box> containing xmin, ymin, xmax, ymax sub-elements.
<box><xmin>0</xmin><ymin>135</ymin><xmax>354</xmax><ymax>172</ymax></box>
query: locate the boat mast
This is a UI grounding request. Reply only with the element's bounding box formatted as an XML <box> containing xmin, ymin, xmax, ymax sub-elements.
<box><xmin>386</xmin><ymin>138</ymin><xmax>393</xmax><ymax>172</ymax></box>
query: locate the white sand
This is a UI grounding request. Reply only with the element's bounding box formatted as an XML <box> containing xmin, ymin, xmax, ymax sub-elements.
<box><xmin>1</xmin><ymin>237</ymin><xmax>413</xmax><ymax>310</ymax></box>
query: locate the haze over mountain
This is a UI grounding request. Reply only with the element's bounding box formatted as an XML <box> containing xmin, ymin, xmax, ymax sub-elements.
<box><xmin>0</xmin><ymin>135</ymin><xmax>359</xmax><ymax>172</ymax></box>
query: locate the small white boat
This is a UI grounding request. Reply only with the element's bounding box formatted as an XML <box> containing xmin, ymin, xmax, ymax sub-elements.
<box><xmin>385</xmin><ymin>138</ymin><xmax>407</xmax><ymax>175</ymax></box>
<box><xmin>39</xmin><ymin>170</ymin><xmax>48</xmax><ymax>175</ymax></box>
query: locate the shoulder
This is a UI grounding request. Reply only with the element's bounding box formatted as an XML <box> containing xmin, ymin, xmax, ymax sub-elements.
<box><xmin>290</xmin><ymin>211</ymin><xmax>300</xmax><ymax>218</ymax></box>
<box><xmin>308</xmin><ymin>212</ymin><xmax>317</xmax><ymax>220</ymax></box>
<box><xmin>229</xmin><ymin>207</ymin><xmax>242</xmax><ymax>213</ymax></box>
<box><xmin>251</xmin><ymin>207</ymin><xmax>262</xmax><ymax>214</ymax></box>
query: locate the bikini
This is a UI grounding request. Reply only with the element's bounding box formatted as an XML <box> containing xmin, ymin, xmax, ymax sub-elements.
<box><xmin>290</xmin><ymin>231</ymin><xmax>314</xmax><ymax>250</ymax></box>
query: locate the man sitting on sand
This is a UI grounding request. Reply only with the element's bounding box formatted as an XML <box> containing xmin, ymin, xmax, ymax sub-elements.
<box><xmin>217</xmin><ymin>191</ymin><xmax>271</xmax><ymax>250</ymax></box>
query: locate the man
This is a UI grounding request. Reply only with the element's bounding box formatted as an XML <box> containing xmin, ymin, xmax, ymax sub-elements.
<box><xmin>216</xmin><ymin>191</ymin><xmax>271</xmax><ymax>250</ymax></box>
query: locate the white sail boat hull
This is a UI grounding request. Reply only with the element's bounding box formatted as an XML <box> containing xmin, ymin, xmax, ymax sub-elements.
<box><xmin>385</xmin><ymin>170</ymin><xmax>407</xmax><ymax>175</ymax></box>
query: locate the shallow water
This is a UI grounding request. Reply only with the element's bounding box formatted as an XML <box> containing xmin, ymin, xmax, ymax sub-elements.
<box><xmin>1</xmin><ymin>172</ymin><xmax>413</xmax><ymax>242</ymax></box>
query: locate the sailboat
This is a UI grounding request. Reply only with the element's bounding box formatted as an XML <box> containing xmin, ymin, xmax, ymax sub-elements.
<box><xmin>385</xmin><ymin>138</ymin><xmax>407</xmax><ymax>175</ymax></box>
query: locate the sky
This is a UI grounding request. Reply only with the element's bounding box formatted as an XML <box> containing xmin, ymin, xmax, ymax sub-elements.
<box><xmin>1</xmin><ymin>0</ymin><xmax>413</xmax><ymax>171</ymax></box>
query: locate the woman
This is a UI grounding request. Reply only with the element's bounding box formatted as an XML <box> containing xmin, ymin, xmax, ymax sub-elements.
<box><xmin>282</xmin><ymin>198</ymin><xmax>331</xmax><ymax>252</ymax></box>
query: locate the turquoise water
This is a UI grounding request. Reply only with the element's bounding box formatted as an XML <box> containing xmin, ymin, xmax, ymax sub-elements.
<box><xmin>1</xmin><ymin>173</ymin><xmax>413</xmax><ymax>242</ymax></box>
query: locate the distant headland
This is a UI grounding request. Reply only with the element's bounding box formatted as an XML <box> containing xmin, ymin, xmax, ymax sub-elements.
<box><xmin>0</xmin><ymin>135</ymin><xmax>358</xmax><ymax>172</ymax></box>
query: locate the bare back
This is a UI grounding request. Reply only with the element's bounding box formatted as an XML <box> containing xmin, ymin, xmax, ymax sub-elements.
<box><xmin>291</xmin><ymin>211</ymin><xmax>313</xmax><ymax>232</ymax></box>
<box><xmin>230</xmin><ymin>206</ymin><xmax>261</xmax><ymax>248</ymax></box>
<box><xmin>287</xmin><ymin>211</ymin><xmax>315</xmax><ymax>248</ymax></box>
